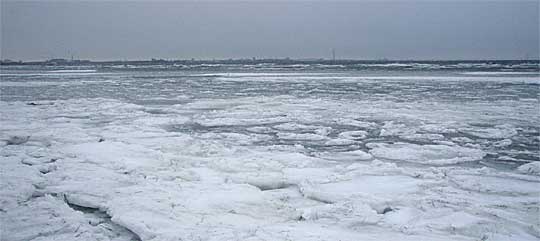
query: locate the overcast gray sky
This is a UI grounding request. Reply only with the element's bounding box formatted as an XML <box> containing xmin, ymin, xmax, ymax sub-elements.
<box><xmin>1</xmin><ymin>1</ymin><xmax>538</xmax><ymax>61</ymax></box>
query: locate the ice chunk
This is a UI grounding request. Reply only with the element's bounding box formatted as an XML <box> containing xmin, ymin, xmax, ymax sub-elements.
<box><xmin>301</xmin><ymin>175</ymin><xmax>423</xmax><ymax>204</ymax></box>
<box><xmin>451</xmin><ymin>137</ymin><xmax>475</xmax><ymax>143</ymax></box>
<box><xmin>379</xmin><ymin>121</ymin><xmax>417</xmax><ymax>137</ymax></box>
<box><xmin>333</xmin><ymin>118</ymin><xmax>376</xmax><ymax>128</ymax></box>
<box><xmin>517</xmin><ymin>162</ymin><xmax>540</xmax><ymax>176</ymax></box>
<box><xmin>400</xmin><ymin>133</ymin><xmax>445</xmax><ymax>142</ymax></box>
<box><xmin>1</xmin><ymin>195</ymin><xmax>137</xmax><ymax>241</ymax></box>
<box><xmin>197</xmin><ymin>116</ymin><xmax>288</xmax><ymax>127</ymax></box>
<box><xmin>324</xmin><ymin>138</ymin><xmax>357</xmax><ymax>146</ymax></box>
<box><xmin>450</xmin><ymin>174</ymin><xmax>540</xmax><ymax>195</ymax></box>
<box><xmin>493</xmin><ymin>139</ymin><xmax>512</xmax><ymax>147</ymax></box>
<box><xmin>60</xmin><ymin>141</ymin><xmax>167</xmax><ymax>170</ymax></box>
<box><xmin>300</xmin><ymin>201</ymin><xmax>381</xmax><ymax>224</ymax></box>
<box><xmin>277</xmin><ymin>132</ymin><xmax>328</xmax><ymax>141</ymax></box>
<box><xmin>369</xmin><ymin>143</ymin><xmax>486</xmax><ymax>165</ymax></box>
<box><xmin>273</xmin><ymin>123</ymin><xmax>321</xmax><ymax>131</ymax></box>
<box><xmin>318</xmin><ymin>150</ymin><xmax>373</xmax><ymax>161</ymax></box>
<box><xmin>460</xmin><ymin>124</ymin><xmax>518</xmax><ymax>139</ymax></box>
<box><xmin>0</xmin><ymin>156</ymin><xmax>45</xmax><ymax>210</ymax></box>
<box><xmin>420</xmin><ymin>123</ymin><xmax>458</xmax><ymax>134</ymax></box>
<box><xmin>338</xmin><ymin>130</ymin><xmax>368</xmax><ymax>140</ymax></box>
<box><xmin>199</xmin><ymin>132</ymin><xmax>272</xmax><ymax>145</ymax></box>
<box><xmin>245</xmin><ymin>126</ymin><xmax>275</xmax><ymax>134</ymax></box>
<box><xmin>3</xmin><ymin>135</ymin><xmax>31</xmax><ymax>145</ymax></box>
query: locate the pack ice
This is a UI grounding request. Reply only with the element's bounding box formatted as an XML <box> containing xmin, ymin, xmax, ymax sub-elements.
<box><xmin>1</xmin><ymin>80</ymin><xmax>539</xmax><ymax>241</ymax></box>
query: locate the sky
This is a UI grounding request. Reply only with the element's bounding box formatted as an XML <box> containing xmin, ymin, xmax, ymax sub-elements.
<box><xmin>1</xmin><ymin>1</ymin><xmax>539</xmax><ymax>61</ymax></box>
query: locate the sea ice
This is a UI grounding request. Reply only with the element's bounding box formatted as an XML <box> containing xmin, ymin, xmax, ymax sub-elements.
<box><xmin>2</xmin><ymin>71</ymin><xmax>539</xmax><ymax>241</ymax></box>
<box><xmin>460</xmin><ymin>124</ymin><xmax>518</xmax><ymax>139</ymax></box>
<box><xmin>277</xmin><ymin>132</ymin><xmax>328</xmax><ymax>141</ymax></box>
<box><xmin>317</xmin><ymin>150</ymin><xmax>373</xmax><ymax>161</ymax></box>
<box><xmin>368</xmin><ymin>142</ymin><xmax>486</xmax><ymax>165</ymax></box>
<box><xmin>517</xmin><ymin>161</ymin><xmax>540</xmax><ymax>175</ymax></box>
<box><xmin>338</xmin><ymin>130</ymin><xmax>369</xmax><ymax>140</ymax></box>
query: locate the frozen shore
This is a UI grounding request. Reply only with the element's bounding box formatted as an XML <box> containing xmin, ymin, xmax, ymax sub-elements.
<box><xmin>1</xmin><ymin>93</ymin><xmax>539</xmax><ymax>241</ymax></box>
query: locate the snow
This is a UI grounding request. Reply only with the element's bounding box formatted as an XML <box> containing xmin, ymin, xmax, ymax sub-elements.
<box><xmin>1</xmin><ymin>69</ymin><xmax>539</xmax><ymax>241</ymax></box>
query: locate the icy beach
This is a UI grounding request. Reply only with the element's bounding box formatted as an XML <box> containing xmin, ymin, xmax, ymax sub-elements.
<box><xmin>1</xmin><ymin>64</ymin><xmax>539</xmax><ymax>241</ymax></box>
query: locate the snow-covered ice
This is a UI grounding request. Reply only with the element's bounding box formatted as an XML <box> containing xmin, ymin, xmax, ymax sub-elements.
<box><xmin>1</xmin><ymin>67</ymin><xmax>539</xmax><ymax>241</ymax></box>
<box><xmin>368</xmin><ymin>142</ymin><xmax>486</xmax><ymax>165</ymax></box>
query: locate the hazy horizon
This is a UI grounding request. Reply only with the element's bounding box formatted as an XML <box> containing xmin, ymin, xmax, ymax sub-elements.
<box><xmin>1</xmin><ymin>1</ymin><xmax>539</xmax><ymax>61</ymax></box>
<box><xmin>3</xmin><ymin>57</ymin><xmax>540</xmax><ymax>63</ymax></box>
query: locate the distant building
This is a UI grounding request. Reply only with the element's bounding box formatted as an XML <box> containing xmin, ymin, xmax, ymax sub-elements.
<box><xmin>44</xmin><ymin>58</ymin><xmax>91</xmax><ymax>65</ymax></box>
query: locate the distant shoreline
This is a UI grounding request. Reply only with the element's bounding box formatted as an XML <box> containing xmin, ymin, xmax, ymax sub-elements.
<box><xmin>1</xmin><ymin>59</ymin><xmax>539</xmax><ymax>66</ymax></box>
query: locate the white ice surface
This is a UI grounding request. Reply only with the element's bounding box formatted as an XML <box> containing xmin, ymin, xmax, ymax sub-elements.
<box><xmin>517</xmin><ymin>162</ymin><xmax>540</xmax><ymax>176</ymax></box>
<box><xmin>1</xmin><ymin>96</ymin><xmax>539</xmax><ymax>241</ymax></box>
<box><xmin>368</xmin><ymin>142</ymin><xmax>486</xmax><ymax>165</ymax></box>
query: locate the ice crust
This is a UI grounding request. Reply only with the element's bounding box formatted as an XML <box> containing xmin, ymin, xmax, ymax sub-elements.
<box><xmin>1</xmin><ymin>90</ymin><xmax>539</xmax><ymax>241</ymax></box>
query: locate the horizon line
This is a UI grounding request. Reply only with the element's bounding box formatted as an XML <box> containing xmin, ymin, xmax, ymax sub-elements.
<box><xmin>2</xmin><ymin>58</ymin><xmax>540</xmax><ymax>63</ymax></box>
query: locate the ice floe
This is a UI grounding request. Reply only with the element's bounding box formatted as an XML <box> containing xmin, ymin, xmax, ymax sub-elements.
<box><xmin>517</xmin><ymin>162</ymin><xmax>540</xmax><ymax>175</ymax></box>
<box><xmin>460</xmin><ymin>124</ymin><xmax>518</xmax><ymax>139</ymax></box>
<box><xmin>368</xmin><ymin>142</ymin><xmax>486</xmax><ymax>165</ymax></box>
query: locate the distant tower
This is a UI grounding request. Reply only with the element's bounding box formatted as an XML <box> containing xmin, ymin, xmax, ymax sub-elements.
<box><xmin>68</xmin><ymin>50</ymin><xmax>74</xmax><ymax>62</ymax></box>
<box><xmin>332</xmin><ymin>48</ymin><xmax>336</xmax><ymax>61</ymax></box>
